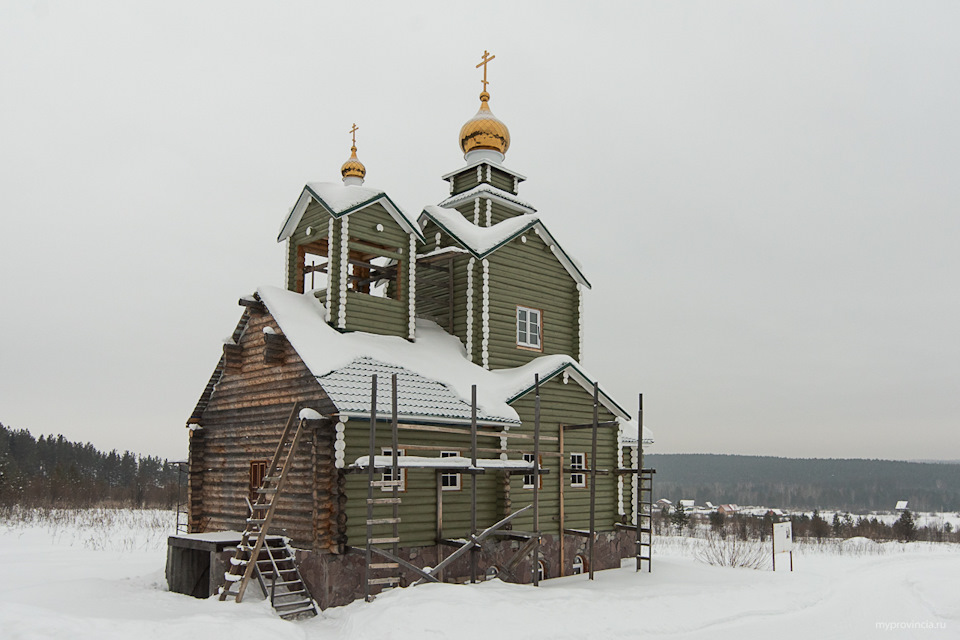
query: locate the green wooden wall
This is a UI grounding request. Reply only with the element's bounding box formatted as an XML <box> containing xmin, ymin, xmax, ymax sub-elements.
<box><xmin>339</xmin><ymin>375</ymin><xmax>619</xmax><ymax>548</ymax></box>
<box><xmin>286</xmin><ymin>199</ymin><xmax>412</xmax><ymax>338</ymax></box>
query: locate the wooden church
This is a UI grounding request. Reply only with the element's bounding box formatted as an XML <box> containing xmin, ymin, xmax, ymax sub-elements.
<box><xmin>167</xmin><ymin>52</ymin><xmax>654</xmax><ymax>616</ymax></box>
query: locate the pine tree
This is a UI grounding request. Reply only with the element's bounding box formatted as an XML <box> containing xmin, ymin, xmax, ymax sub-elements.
<box><xmin>893</xmin><ymin>509</ymin><xmax>916</xmax><ymax>542</ymax></box>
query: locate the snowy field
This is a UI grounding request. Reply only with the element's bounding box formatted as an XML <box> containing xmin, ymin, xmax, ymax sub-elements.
<box><xmin>0</xmin><ymin>508</ymin><xmax>956</xmax><ymax>639</ymax></box>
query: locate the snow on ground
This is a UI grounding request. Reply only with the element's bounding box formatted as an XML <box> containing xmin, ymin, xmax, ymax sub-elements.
<box><xmin>0</xmin><ymin>508</ymin><xmax>956</xmax><ymax>639</ymax></box>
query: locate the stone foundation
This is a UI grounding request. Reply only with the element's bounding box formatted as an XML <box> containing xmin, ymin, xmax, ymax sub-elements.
<box><xmin>295</xmin><ymin>528</ymin><xmax>638</xmax><ymax>609</ymax></box>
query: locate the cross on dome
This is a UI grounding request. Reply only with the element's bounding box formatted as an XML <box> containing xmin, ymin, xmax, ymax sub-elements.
<box><xmin>341</xmin><ymin>122</ymin><xmax>366</xmax><ymax>184</ymax></box>
<box><xmin>476</xmin><ymin>50</ymin><xmax>495</xmax><ymax>93</ymax></box>
<box><xmin>459</xmin><ymin>50</ymin><xmax>510</xmax><ymax>159</ymax></box>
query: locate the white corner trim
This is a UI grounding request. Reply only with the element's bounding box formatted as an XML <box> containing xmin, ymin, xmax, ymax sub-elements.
<box><xmin>577</xmin><ymin>284</ymin><xmax>584</xmax><ymax>362</ymax></box>
<box><xmin>338</xmin><ymin>217</ymin><xmax>349</xmax><ymax>329</ymax></box>
<box><xmin>481</xmin><ymin>259</ymin><xmax>490</xmax><ymax>369</ymax></box>
<box><xmin>473</xmin><ymin>197</ymin><xmax>480</xmax><ymax>226</ymax></box>
<box><xmin>284</xmin><ymin>237</ymin><xmax>291</xmax><ymax>291</ymax></box>
<box><xmin>485</xmin><ymin>199</ymin><xmax>492</xmax><ymax>227</ymax></box>
<box><xmin>334</xmin><ymin>422</ymin><xmax>346</xmax><ymax>469</ymax></box>
<box><xmin>408</xmin><ymin>233</ymin><xmax>417</xmax><ymax>339</ymax></box>
<box><xmin>325</xmin><ymin>218</ymin><xmax>334</xmax><ymax>322</ymax></box>
<box><xmin>617</xmin><ymin>443</ymin><xmax>625</xmax><ymax>516</ymax></box>
<box><xmin>466</xmin><ymin>257</ymin><xmax>476</xmax><ymax>362</ymax></box>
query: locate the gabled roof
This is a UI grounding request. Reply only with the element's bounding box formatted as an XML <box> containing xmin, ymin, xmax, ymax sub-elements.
<box><xmin>419</xmin><ymin>205</ymin><xmax>591</xmax><ymax>289</ymax></box>
<box><xmin>438</xmin><ymin>184</ymin><xmax>536</xmax><ymax>215</ymax></box>
<box><xmin>187</xmin><ymin>309</ymin><xmax>252</xmax><ymax>424</ymax></box>
<box><xmin>495</xmin><ymin>355</ymin><xmax>630</xmax><ymax>420</ymax></box>
<box><xmin>257</xmin><ymin>286</ymin><xmax>626</xmax><ymax>425</ymax></box>
<box><xmin>277</xmin><ymin>182</ymin><xmax>424</xmax><ymax>243</ymax></box>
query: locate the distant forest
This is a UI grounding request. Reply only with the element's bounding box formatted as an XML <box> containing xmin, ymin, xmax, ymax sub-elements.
<box><xmin>0</xmin><ymin>422</ymin><xmax>180</xmax><ymax>508</ymax></box>
<box><xmin>647</xmin><ymin>454</ymin><xmax>960</xmax><ymax>512</ymax></box>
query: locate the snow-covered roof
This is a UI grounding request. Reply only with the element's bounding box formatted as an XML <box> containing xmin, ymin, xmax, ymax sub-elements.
<box><xmin>351</xmin><ymin>455</ymin><xmax>535</xmax><ymax>470</ymax></box>
<box><xmin>896</xmin><ymin>500</ymin><xmax>909</xmax><ymax>510</ymax></box>
<box><xmin>318</xmin><ymin>357</ymin><xmax>516</xmax><ymax>425</ymax></box>
<box><xmin>277</xmin><ymin>182</ymin><xmax>424</xmax><ymax>243</ymax></box>
<box><xmin>438</xmin><ymin>184</ymin><xmax>536</xmax><ymax>215</ymax></box>
<box><xmin>618</xmin><ymin>418</ymin><xmax>655</xmax><ymax>446</ymax></box>
<box><xmin>256</xmin><ymin>286</ymin><xmax>628</xmax><ymax>424</ymax></box>
<box><xmin>419</xmin><ymin>205</ymin><xmax>591</xmax><ymax>288</ymax></box>
<box><xmin>441</xmin><ymin>159</ymin><xmax>527</xmax><ymax>183</ymax></box>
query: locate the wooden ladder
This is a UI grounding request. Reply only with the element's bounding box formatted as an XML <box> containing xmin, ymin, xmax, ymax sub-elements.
<box><xmin>255</xmin><ymin>538</ymin><xmax>318</xmax><ymax>620</ymax></box>
<box><xmin>364</xmin><ymin>374</ymin><xmax>402</xmax><ymax>601</ymax></box>
<box><xmin>637</xmin><ymin>468</ymin><xmax>653</xmax><ymax>572</ymax></box>
<box><xmin>219</xmin><ymin>403</ymin><xmax>317</xmax><ymax>618</ymax></box>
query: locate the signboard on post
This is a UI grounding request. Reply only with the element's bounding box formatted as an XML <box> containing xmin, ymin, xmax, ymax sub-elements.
<box><xmin>772</xmin><ymin>521</ymin><xmax>793</xmax><ymax>571</ymax></box>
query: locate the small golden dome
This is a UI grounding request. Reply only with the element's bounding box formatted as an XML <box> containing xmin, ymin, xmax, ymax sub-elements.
<box><xmin>340</xmin><ymin>145</ymin><xmax>366</xmax><ymax>180</ymax></box>
<box><xmin>459</xmin><ymin>91</ymin><xmax>510</xmax><ymax>155</ymax></box>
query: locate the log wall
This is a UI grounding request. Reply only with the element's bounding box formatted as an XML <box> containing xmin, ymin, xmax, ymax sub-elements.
<box><xmin>190</xmin><ymin>306</ymin><xmax>338</xmax><ymax>551</ymax></box>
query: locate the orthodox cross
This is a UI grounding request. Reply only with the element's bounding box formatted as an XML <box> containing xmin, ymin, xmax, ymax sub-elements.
<box><xmin>349</xmin><ymin>123</ymin><xmax>358</xmax><ymax>146</ymax></box>
<box><xmin>476</xmin><ymin>50</ymin><xmax>495</xmax><ymax>92</ymax></box>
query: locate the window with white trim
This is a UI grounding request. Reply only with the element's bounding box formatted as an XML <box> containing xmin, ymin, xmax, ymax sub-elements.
<box><xmin>381</xmin><ymin>447</ymin><xmax>405</xmax><ymax>491</ymax></box>
<box><xmin>440</xmin><ymin>450</ymin><xmax>461</xmax><ymax>491</ymax></box>
<box><xmin>537</xmin><ymin>560</ymin><xmax>547</xmax><ymax>582</ymax></box>
<box><xmin>522</xmin><ymin>453</ymin><xmax>541</xmax><ymax>489</ymax></box>
<box><xmin>572</xmin><ymin>554</ymin><xmax>585</xmax><ymax>575</ymax></box>
<box><xmin>570</xmin><ymin>452</ymin><xmax>586</xmax><ymax>488</ymax></box>
<box><xmin>516</xmin><ymin>306</ymin><xmax>542</xmax><ymax>350</ymax></box>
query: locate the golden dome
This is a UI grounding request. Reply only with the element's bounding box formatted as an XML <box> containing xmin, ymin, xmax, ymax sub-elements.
<box><xmin>340</xmin><ymin>145</ymin><xmax>365</xmax><ymax>180</ymax></box>
<box><xmin>459</xmin><ymin>91</ymin><xmax>510</xmax><ymax>155</ymax></box>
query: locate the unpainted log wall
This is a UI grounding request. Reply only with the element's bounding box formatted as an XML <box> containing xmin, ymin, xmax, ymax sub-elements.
<box><xmin>190</xmin><ymin>306</ymin><xmax>338</xmax><ymax>551</ymax></box>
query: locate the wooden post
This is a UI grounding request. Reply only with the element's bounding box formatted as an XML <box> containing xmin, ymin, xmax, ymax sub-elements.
<box><xmin>365</xmin><ymin>374</ymin><xmax>377</xmax><ymax>602</ymax></box>
<box><xmin>391</xmin><ymin>374</ymin><xmax>399</xmax><ymax>562</ymax></box>
<box><xmin>447</xmin><ymin>257</ymin><xmax>455</xmax><ymax>334</ymax></box>
<box><xmin>636</xmin><ymin>393</ymin><xmax>643</xmax><ymax>572</ymax></box>
<box><xmin>532</xmin><ymin>374</ymin><xmax>541</xmax><ymax>586</ymax></box>
<box><xmin>470</xmin><ymin>384</ymin><xmax>478</xmax><ymax>584</ymax></box>
<box><xmin>772</xmin><ymin>521</ymin><xmax>776</xmax><ymax>571</ymax></box>
<box><xmin>436</xmin><ymin>469</ymin><xmax>444</xmax><ymax>582</ymax></box>
<box><xmin>558</xmin><ymin>423</ymin><xmax>565</xmax><ymax>576</ymax></box>
<box><xmin>588</xmin><ymin>382</ymin><xmax>598</xmax><ymax>580</ymax></box>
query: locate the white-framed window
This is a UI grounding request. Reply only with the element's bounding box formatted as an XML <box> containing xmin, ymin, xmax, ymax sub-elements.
<box><xmin>516</xmin><ymin>305</ymin><xmax>543</xmax><ymax>350</ymax></box>
<box><xmin>537</xmin><ymin>560</ymin><xmax>547</xmax><ymax>582</ymax></box>
<box><xmin>381</xmin><ymin>447</ymin><xmax>405</xmax><ymax>491</ymax></box>
<box><xmin>570</xmin><ymin>452</ymin><xmax>586</xmax><ymax>488</ymax></box>
<box><xmin>522</xmin><ymin>453</ymin><xmax>541</xmax><ymax>489</ymax></box>
<box><xmin>572</xmin><ymin>554</ymin><xmax>585</xmax><ymax>575</ymax></box>
<box><xmin>440</xmin><ymin>450</ymin><xmax>461</xmax><ymax>491</ymax></box>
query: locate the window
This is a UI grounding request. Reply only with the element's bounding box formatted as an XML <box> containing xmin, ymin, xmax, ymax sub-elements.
<box><xmin>440</xmin><ymin>450</ymin><xmax>461</xmax><ymax>491</ymax></box>
<box><xmin>249</xmin><ymin>460</ymin><xmax>268</xmax><ymax>505</ymax></box>
<box><xmin>296</xmin><ymin>241</ymin><xmax>329</xmax><ymax>293</ymax></box>
<box><xmin>537</xmin><ymin>560</ymin><xmax>547</xmax><ymax>582</ymax></box>
<box><xmin>381</xmin><ymin>448</ymin><xmax>405</xmax><ymax>491</ymax></box>
<box><xmin>516</xmin><ymin>306</ymin><xmax>543</xmax><ymax>350</ymax></box>
<box><xmin>572</xmin><ymin>555</ymin><xmax>585</xmax><ymax>575</ymax></box>
<box><xmin>570</xmin><ymin>453</ymin><xmax>586</xmax><ymax>488</ymax></box>
<box><xmin>346</xmin><ymin>239</ymin><xmax>402</xmax><ymax>299</ymax></box>
<box><xmin>522</xmin><ymin>453</ymin><xmax>541</xmax><ymax>489</ymax></box>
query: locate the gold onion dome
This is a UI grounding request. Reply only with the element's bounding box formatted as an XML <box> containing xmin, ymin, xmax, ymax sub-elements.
<box><xmin>459</xmin><ymin>91</ymin><xmax>510</xmax><ymax>155</ymax></box>
<box><xmin>340</xmin><ymin>145</ymin><xmax>366</xmax><ymax>180</ymax></box>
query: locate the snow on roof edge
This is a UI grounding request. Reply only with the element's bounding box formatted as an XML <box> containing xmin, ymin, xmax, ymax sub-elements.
<box><xmin>277</xmin><ymin>183</ymin><xmax>425</xmax><ymax>243</ymax></box>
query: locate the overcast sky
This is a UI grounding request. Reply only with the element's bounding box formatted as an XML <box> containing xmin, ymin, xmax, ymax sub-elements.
<box><xmin>2</xmin><ymin>1</ymin><xmax>958</xmax><ymax>462</ymax></box>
